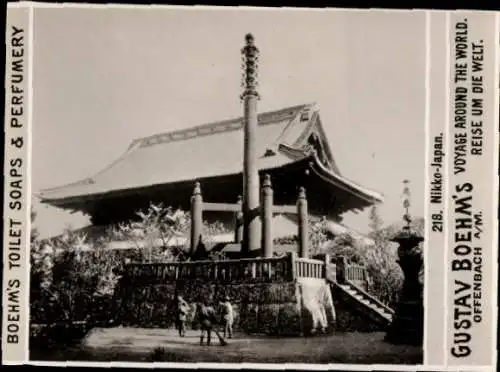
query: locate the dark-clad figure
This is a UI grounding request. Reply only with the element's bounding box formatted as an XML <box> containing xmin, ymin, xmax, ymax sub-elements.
<box><xmin>176</xmin><ymin>295</ymin><xmax>189</xmax><ymax>337</ymax></box>
<box><xmin>195</xmin><ymin>299</ymin><xmax>227</xmax><ymax>346</ymax></box>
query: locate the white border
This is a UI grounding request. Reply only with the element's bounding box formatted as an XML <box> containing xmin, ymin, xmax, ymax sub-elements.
<box><xmin>491</xmin><ymin>11</ymin><xmax>500</xmax><ymax>368</ymax></box>
<box><xmin>443</xmin><ymin>10</ymin><xmax>451</xmax><ymax>368</ymax></box>
<box><xmin>26</xmin><ymin>360</ymin><xmax>496</xmax><ymax>371</ymax></box>
<box><xmin>5</xmin><ymin>2</ymin><xmax>497</xmax><ymax>369</ymax></box>
<box><xmin>12</xmin><ymin>2</ymin><xmax>426</xmax><ymax>13</ymax></box>
<box><xmin>25</xmin><ymin>3</ymin><xmax>34</xmax><ymax>359</ymax></box>
<box><xmin>422</xmin><ymin>10</ymin><xmax>431</xmax><ymax>366</ymax></box>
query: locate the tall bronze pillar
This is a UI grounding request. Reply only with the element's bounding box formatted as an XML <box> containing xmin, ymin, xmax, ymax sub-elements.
<box><xmin>241</xmin><ymin>33</ymin><xmax>260</xmax><ymax>255</ymax></box>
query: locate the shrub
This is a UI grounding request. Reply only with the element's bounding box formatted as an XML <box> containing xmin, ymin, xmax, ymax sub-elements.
<box><xmin>30</xmin><ymin>202</ymin><xmax>229</xmax><ymax>328</ymax></box>
<box><xmin>308</xmin><ymin>206</ymin><xmax>423</xmax><ymax>308</ymax></box>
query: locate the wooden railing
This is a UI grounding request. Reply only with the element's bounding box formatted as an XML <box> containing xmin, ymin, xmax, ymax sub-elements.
<box><xmin>124</xmin><ymin>253</ymin><xmax>369</xmax><ymax>286</ymax></box>
<box><xmin>294</xmin><ymin>257</ymin><xmax>325</xmax><ymax>279</ymax></box>
<box><xmin>346</xmin><ymin>263</ymin><xmax>366</xmax><ymax>282</ymax></box>
<box><xmin>124</xmin><ymin>255</ymin><xmax>294</xmax><ymax>284</ymax></box>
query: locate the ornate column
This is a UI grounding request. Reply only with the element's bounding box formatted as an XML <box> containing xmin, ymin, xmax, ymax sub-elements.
<box><xmin>261</xmin><ymin>174</ymin><xmax>273</xmax><ymax>258</ymax></box>
<box><xmin>241</xmin><ymin>33</ymin><xmax>261</xmax><ymax>256</ymax></box>
<box><xmin>190</xmin><ymin>182</ymin><xmax>203</xmax><ymax>256</ymax></box>
<box><xmin>386</xmin><ymin>180</ymin><xmax>424</xmax><ymax>346</ymax></box>
<box><xmin>234</xmin><ymin>195</ymin><xmax>243</xmax><ymax>243</ymax></box>
<box><xmin>297</xmin><ymin>187</ymin><xmax>309</xmax><ymax>258</ymax></box>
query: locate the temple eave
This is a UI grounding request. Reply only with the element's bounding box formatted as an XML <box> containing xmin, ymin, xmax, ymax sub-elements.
<box><xmin>39</xmin><ymin>158</ymin><xmax>381</xmax><ymax>221</ymax></box>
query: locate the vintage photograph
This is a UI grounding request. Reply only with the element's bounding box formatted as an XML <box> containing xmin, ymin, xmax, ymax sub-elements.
<box><xmin>29</xmin><ymin>6</ymin><xmax>426</xmax><ymax>364</ymax></box>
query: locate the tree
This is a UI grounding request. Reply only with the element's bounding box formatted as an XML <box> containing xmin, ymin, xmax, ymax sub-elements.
<box><xmin>111</xmin><ymin>203</ymin><xmax>191</xmax><ymax>263</ymax></box>
<box><xmin>29</xmin><ymin>202</ymin><xmax>232</xmax><ymax>325</ymax></box>
<box><xmin>368</xmin><ymin>205</ymin><xmax>383</xmax><ymax>235</ymax></box>
<box><xmin>363</xmin><ymin>205</ymin><xmax>404</xmax><ymax>307</ymax></box>
<box><xmin>308</xmin><ymin>217</ymin><xmax>328</xmax><ymax>257</ymax></box>
<box><xmin>307</xmin><ymin>205</ymin><xmax>407</xmax><ymax>307</ymax></box>
<box><xmin>30</xmin><ymin>226</ymin><xmax>124</xmax><ymax>324</ymax></box>
<box><xmin>324</xmin><ymin>233</ymin><xmax>365</xmax><ymax>264</ymax></box>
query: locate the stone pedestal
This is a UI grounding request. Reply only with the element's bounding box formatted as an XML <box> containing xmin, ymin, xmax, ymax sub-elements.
<box><xmin>385</xmin><ymin>228</ymin><xmax>424</xmax><ymax>346</ymax></box>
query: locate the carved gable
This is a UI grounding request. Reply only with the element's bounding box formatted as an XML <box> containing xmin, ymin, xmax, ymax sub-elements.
<box><xmin>306</xmin><ymin>132</ymin><xmax>330</xmax><ymax>168</ymax></box>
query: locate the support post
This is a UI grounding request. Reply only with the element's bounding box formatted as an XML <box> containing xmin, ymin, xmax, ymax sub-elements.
<box><xmin>234</xmin><ymin>195</ymin><xmax>243</xmax><ymax>243</ymax></box>
<box><xmin>190</xmin><ymin>182</ymin><xmax>203</xmax><ymax>256</ymax></box>
<box><xmin>336</xmin><ymin>256</ymin><xmax>347</xmax><ymax>284</ymax></box>
<box><xmin>323</xmin><ymin>254</ymin><xmax>330</xmax><ymax>279</ymax></box>
<box><xmin>289</xmin><ymin>251</ymin><xmax>297</xmax><ymax>280</ymax></box>
<box><xmin>241</xmin><ymin>33</ymin><xmax>261</xmax><ymax>256</ymax></box>
<box><xmin>261</xmin><ymin>174</ymin><xmax>273</xmax><ymax>258</ymax></box>
<box><xmin>297</xmin><ymin>187</ymin><xmax>309</xmax><ymax>258</ymax></box>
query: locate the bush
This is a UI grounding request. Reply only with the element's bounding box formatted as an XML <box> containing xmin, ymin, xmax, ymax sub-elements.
<box><xmin>308</xmin><ymin>206</ymin><xmax>423</xmax><ymax>308</ymax></box>
<box><xmin>30</xmin><ymin>202</ymin><xmax>230</xmax><ymax>328</ymax></box>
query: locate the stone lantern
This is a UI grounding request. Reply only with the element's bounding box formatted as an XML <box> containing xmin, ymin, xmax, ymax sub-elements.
<box><xmin>386</xmin><ymin>180</ymin><xmax>424</xmax><ymax>346</ymax></box>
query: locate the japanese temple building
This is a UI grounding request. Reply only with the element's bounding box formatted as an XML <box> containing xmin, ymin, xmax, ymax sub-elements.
<box><xmin>38</xmin><ymin>102</ymin><xmax>383</xmax><ymax>253</ymax></box>
<box><xmin>33</xmin><ymin>34</ymin><xmax>410</xmax><ymax>337</ymax></box>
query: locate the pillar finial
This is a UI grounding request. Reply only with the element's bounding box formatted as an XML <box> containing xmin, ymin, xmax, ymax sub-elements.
<box><xmin>263</xmin><ymin>174</ymin><xmax>271</xmax><ymax>188</ymax></box>
<box><xmin>241</xmin><ymin>33</ymin><xmax>260</xmax><ymax>100</ymax></box>
<box><xmin>193</xmin><ymin>181</ymin><xmax>201</xmax><ymax>195</ymax></box>
<box><xmin>298</xmin><ymin>186</ymin><xmax>306</xmax><ymax>199</ymax></box>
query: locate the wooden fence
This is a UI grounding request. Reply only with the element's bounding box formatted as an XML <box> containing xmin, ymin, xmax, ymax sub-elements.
<box><xmin>294</xmin><ymin>257</ymin><xmax>324</xmax><ymax>279</ymax></box>
<box><xmin>346</xmin><ymin>263</ymin><xmax>367</xmax><ymax>282</ymax></box>
<box><xmin>125</xmin><ymin>255</ymin><xmax>293</xmax><ymax>284</ymax></box>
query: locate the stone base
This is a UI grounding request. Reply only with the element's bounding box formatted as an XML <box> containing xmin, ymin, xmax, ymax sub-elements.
<box><xmin>385</xmin><ymin>301</ymin><xmax>423</xmax><ymax>346</ymax></box>
<box><xmin>113</xmin><ymin>279</ymin><xmax>336</xmax><ymax>336</ymax></box>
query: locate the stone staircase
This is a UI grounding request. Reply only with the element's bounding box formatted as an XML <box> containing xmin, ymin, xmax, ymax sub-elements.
<box><xmin>330</xmin><ymin>280</ymin><xmax>394</xmax><ymax>329</ymax></box>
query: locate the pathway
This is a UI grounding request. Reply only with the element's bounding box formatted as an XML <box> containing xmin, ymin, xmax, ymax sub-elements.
<box><xmin>68</xmin><ymin>327</ymin><xmax>424</xmax><ymax>364</ymax></box>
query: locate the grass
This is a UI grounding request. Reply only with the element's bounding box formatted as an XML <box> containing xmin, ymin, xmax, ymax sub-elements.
<box><xmin>30</xmin><ymin>327</ymin><xmax>422</xmax><ymax>364</ymax></box>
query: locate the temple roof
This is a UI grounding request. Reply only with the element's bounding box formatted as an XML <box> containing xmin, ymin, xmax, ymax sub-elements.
<box><xmin>37</xmin><ymin>103</ymin><xmax>383</xmax><ymax>211</ymax></box>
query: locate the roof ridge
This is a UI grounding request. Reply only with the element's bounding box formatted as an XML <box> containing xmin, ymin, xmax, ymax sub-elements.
<box><xmin>134</xmin><ymin>103</ymin><xmax>314</xmax><ymax>148</ymax></box>
<box><xmin>38</xmin><ymin>103</ymin><xmax>315</xmax><ymax>196</ymax></box>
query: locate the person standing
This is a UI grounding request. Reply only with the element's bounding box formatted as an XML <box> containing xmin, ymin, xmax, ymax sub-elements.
<box><xmin>221</xmin><ymin>296</ymin><xmax>234</xmax><ymax>339</ymax></box>
<box><xmin>195</xmin><ymin>298</ymin><xmax>227</xmax><ymax>346</ymax></box>
<box><xmin>176</xmin><ymin>295</ymin><xmax>189</xmax><ymax>337</ymax></box>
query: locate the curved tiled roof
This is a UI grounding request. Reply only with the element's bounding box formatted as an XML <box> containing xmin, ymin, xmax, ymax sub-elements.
<box><xmin>38</xmin><ymin>103</ymin><xmax>383</xmax><ymax>209</ymax></box>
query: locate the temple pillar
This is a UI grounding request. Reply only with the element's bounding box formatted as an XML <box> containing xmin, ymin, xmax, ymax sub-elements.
<box><xmin>190</xmin><ymin>182</ymin><xmax>203</xmax><ymax>256</ymax></box>
<box><xmin>336</xmin><ymin>256</ymin><xmax>347</xmax><ymax>284</ymax></box>
<box><xmin>261</xmin><ymin>174</ymin><xmax>273</xmax><ymax>257</ymax></box>
<box><xmin>234</xmin><ymin>195</ymin><xmax>243</xmax><ymax>243</ymax></box>
<box><xmin>323</xmin><ymin>254</ymin><xmax>331</xmax><ymax>278</ymax></box>
<box><xmin>385</xmin><ymin>228</ymin><xmax>424</xmax><ymax>346</ymax></box>
<box><xmin>298</xmin><ymin>187</ymin><xmax>309</xmax><ymax>258</ymax></box>
<box><xmin>241</xmin><ymin>33</ymin><xmax>261</xmax><ymax>256</ymax></box>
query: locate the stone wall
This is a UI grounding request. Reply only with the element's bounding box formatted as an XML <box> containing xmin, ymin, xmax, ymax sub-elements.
<box><xmin>112</xmin><ymin>276</ymin><xmax>336</xmax><ymax>336</ymax></box>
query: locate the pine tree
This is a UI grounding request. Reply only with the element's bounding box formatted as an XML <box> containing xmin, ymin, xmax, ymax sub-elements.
<box><xmin>368</xmin><ymin>205</ymin><xmax>383</xmax><ymax>233</ymax></box>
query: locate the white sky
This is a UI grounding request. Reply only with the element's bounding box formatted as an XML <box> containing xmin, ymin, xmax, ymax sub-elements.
<box><xmin>31</xmin><ymin>6</ymin><xmax>426</xmax><ymax>239</ymax></box>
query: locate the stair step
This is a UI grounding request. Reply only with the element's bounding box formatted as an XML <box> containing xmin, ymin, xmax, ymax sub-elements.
<box><xmin>334</xmin><ymin>282</ymin><xmax>393</xmax><ymax>323</ymax></box>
